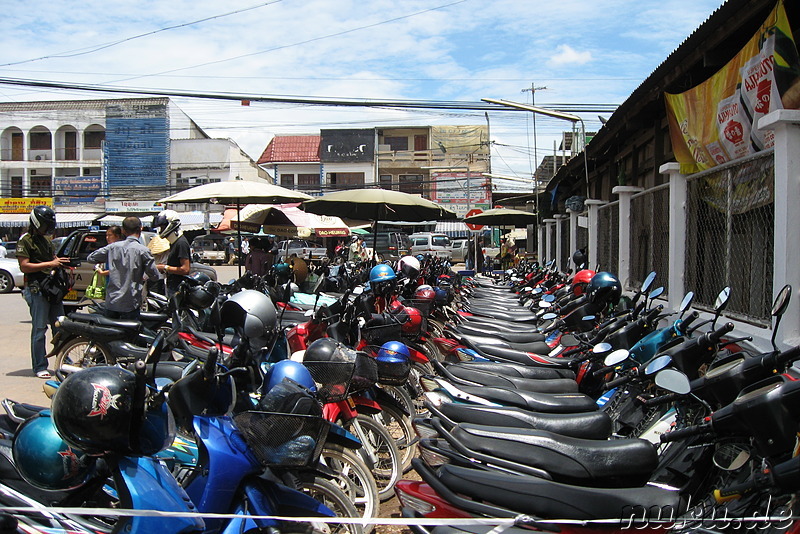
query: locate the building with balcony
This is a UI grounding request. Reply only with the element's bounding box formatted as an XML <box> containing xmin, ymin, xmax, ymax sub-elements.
<box><xmin>258</xmin><ymin>125</ymin><xmax>491</xmax><ymax>215</ymax></box>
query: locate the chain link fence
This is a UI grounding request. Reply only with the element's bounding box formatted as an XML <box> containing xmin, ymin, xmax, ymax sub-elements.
<box><xmin>559</xmin><ymin>217</ymin><xmax>571</xmax><ymax>271</ymax></box>
<box><xmin>685</xmin><ymin>149</ymin><xmax>774</xmax><ymax>325</ymax></box>
<box><xmin>596</xmin><ymin>201</ymin><xmax>619</xmax><ymax>273</ymax></box>
<box><xmin>629</xmin><ymin>184</ymin><xmax>670</xmax><ymax>293</ymax></box>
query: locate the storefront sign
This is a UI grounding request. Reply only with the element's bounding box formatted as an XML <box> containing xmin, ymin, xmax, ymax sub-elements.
<box><xmin>105</xmin><ymin>201</ymin><xmax>160</xmax><ymax>213</ymax></box>
<box><xmin>0</xmin><ymin>198</ymin><xmax>52</xmax><ymax>214</ymax></box>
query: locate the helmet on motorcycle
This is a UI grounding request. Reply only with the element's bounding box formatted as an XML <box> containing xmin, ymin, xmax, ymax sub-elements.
<box><xmin>397</xmin><ymin>256</ymin><xmax>420</xmax><ymax>280</ymax></box>
<box><xmin>186</xmin><ymin>285</ymin><xmax>216</xmax><ymax>310</ymax></box>
<box><xmin>587</xmin><ymin>272</ymin><xmax>622</xmax><ymax>307</ymax></box>
<box><xmin>29</xmin><ymin>205</ymin><xmax>57</xmax><ymax>235</ymax></box>
<box><xmin>186</xmin><ymin>272</ymin><xmax>212</xmax><ymax>286</ymax></box>
<box><xmin>52</xmin><ymin>366</ymin><xmax>175</xmax><ymax>456</ymax></box>
<box><xmin>265</xmin><ymin>360</ymin><xmax>317</xmax><ymax>393</ymax></box>
<box><xmin>415</xmin><ymin>254</ymin><xmax>426</xmax><ymax>263</ymax></box>
<box><xmin>274</xmin><ymin>262</ymin><xmax>291</xmax><ymax>275</ymax></box>
<box><xmin>399</xmin><ymin>306</ymin><xmax>424</xmax><ymax>336</ymax></box>
<box><xmin>302</xmin><ymin>338</ymin><xmax>357</xmax><ymax>402</ymax></box>
<box><xmin>375</xmin><ymin>341</ymin><xmax>411</xmax><ymax>386</ymax></box>
<box><xmin>369</xmin><ymin>264</ymin><xmax>396</xmax><ymax>284</ymax></box>
<box><xmin>413</xmin><ymin>286</ymin><xmax>436</xmax><ymax>316</ymax></box>
<box><xmin>13</xmin><ymin>412</ymin><xmax>96</xmax><ymax>490</ymax></box>
<box><xmin>220</xmin><ymin>290</ymin><xmax>278</xmax><ymax>351</ymax></box>
<box><xmin>434</xmin><ymin>287</ymin><xmax>449</xmax><ymax>306</ymax></box>
<box><xmin>572</xmin><ymin>249</ymin><xmax>588</xmax><ymax>269</ymax></box>
<box><xmin>436</xmin><ymin>275</ymin><xmax>452</xmax><ymax>288</ymax></box>
<box><xmin>571</xmin><ymin>269</ymin><xmax>597</xmax><ymax>296</ymax></box>
<box><xmin>152</xmin><ymin>209</ymin><xmax>183</xmax><ymax>242</ymax></box>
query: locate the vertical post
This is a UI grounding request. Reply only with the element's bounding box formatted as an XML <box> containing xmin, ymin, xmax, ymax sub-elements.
<box><xmin>543</xmin><ymin>218</ymin><xmax>556</xmax><ymax>263</ymax></box>
<box><xmin>568</xmin><ymin>209</ymin><xmax>579</xmax><ymax>266</ymax></box>
<box><xmin>760</xmin><ymin>110</ymin><xmax>800</xmax><ymax>347</ymax></box>
<box><xmin>660</xmin><ymin>162</ymin><xmax>687</xmax><ymax>311</ymax></box>
<box><xmin>537</xmin><ymin>224</ymin><xmax>545</xmax><ymax>264</ymax></box>
<box><xmin>585</xmin><ymin>199</ymin><xmax>606</xmax><ymax>272</ymax></box>
<box><xmin>554</xmin><ymin>214</ymin><xmax>568</xmax><ymax>272</ymax></box>
<box><xmin>612</xmin><ymin>186</ymin><xmax>643</xmax><ymax>289</ymax></box>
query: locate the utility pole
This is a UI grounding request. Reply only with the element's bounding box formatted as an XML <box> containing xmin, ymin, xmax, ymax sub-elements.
<box><xmin>521</xmin><ymin>83</ymin><xmax>547</xmax><ymax>215</ymax></box>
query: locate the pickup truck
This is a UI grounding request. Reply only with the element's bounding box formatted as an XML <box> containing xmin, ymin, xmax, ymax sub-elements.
<box><xmin>190</xmin><ymin>234</ymin><xmax>228</xmax><ymax>265</ymax></box>
<box><xmin>276</xmin><ymin>239</ymin><xmax>328</xmax><ymax>263</ymax></box>
<box><xmin>56</xmin><ymin>229</ymin><xmax>217</xmax><ymax>306</ymax></box>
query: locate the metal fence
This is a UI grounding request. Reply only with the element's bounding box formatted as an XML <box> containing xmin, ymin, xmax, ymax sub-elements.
<box><xmin>559</xmin><ymin>217</ymin><xmax>571</xmax><ymax>271</ymax></box>
<box><xmin>629</xmin><ymin>184</ymin><xmax>670</xmax><ymax>293</ymax></box>
<box><xmin>596</xmin><ymin>201</ymin><xmax>619</xmax><ymax>273</ymax></box>
<box><xmin>684</xmin><ymin>150</ymin><xmax>774</xmax><ymax>324</ymax></box>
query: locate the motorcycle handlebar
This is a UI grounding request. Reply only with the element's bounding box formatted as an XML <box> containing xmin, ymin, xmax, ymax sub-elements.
<box><xmin>774</xmin><ymin>345</ymin><xmax>800</xmax><ymax>369</ymax></box>
<box><xmin>643</xmin><ymin>392</ymin><xmax>684</xmax><ymax>407</ymax></box>
<box><xmin>701</xmin><ymin>322</ymin><xmax>735</xmax><ymax>348</ymax></box>
<box><xmin>680</xmin><ymin>311</ymin><xmax>700</xmax><ymax>331</ymax></box>
<box><xmin>659</xmin><ymin>422</ymin><xmax>712</xmax><ymax>443</ymax></box>
<box><xmin>605</xmin><ymin>374</ymin><xmax>633</xmax><ymax>390</ymax></box>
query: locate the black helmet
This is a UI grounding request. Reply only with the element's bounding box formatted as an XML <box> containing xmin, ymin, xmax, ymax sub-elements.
<box><xmin>219</xmin><ymin>290</ymin><xmax>278</xmax><ymax>350</ymax></box>
<box><xmin>572</xmin><ymin>249</ymin><xmax>587</xmax><ymax>269</ymax></box>
<box><xmin>302</xmin><ymin>338</ymin><xmax>357</xmax><ymax>402</ymax></box>
<box><xmin>587</xmin><ymin>272</ymin><xmax>622</xmax><ymax>307</ymax></box>
<box><xmin>30</xmin><ymin>205</ymin><xmax>56</xmax><ymax>234</ymax></box>
<box><xmin>51</xmin><ymin>366</ymin><xmax>175</xmax><ymax>456</ymax></box>
<box><xmin>186</xmin><ymin>272</ymin><xmax>212</xmax><ymax>286</ymax></box>
<box><xmin>186</xmin><ymin>285</ymin><xmax>215</xmax><ymax>310</ymax></box>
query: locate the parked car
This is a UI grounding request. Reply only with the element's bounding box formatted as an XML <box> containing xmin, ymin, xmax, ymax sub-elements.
<box><xmin>276</xmin><ymin>239</ymin><xmax>328</xmax><ymax>263</ymax></box>
<box><xmin>409</xmin><ymin>232</ymin><xmax>452</xmax><ymax>260</ymax></box>
<box><xmin>358</xmin><ymin>232</ymin><xmax>411</xmax><ymax>262</ymax></box>
<box><xmin>55</xmin><ymin>229</ymin><xmax>217</xmax><ymax>305</ymax></box>
<box><xmin>0</xmin><ymin>258</ymin><xmax>23</xmax><ymax>293</ymax></box>
<box><xmin>449</xmin><ymin>238</ymin><xmax>470</xmax><ymax>262</ymax></box>
<box><xmin>191</xmin><ymin>234</ymin><xmax>229</xmax><ymax>265</ymax></box>
<box><xmin>1</xmin><ymin>241</ymin><xmax>17</xmax><ymax>259</ymax></box>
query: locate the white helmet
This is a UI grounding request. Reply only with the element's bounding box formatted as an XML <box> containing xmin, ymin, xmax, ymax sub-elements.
<box><xmin>397</xmin><ymin>255</ymin><xmax>421</xmax><ymax>279</ymax></box>
<box><xmin>152</xmin><ymin>209</ymin><xmax>182</xmax><ymax>243</ymax></box>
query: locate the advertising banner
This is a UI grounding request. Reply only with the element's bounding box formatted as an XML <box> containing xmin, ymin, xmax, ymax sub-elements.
<box><xmin>665</xmin><ymin>0</ymin><xmax>800</xmax><ymax>174</ymax></box>
<box><xmin>430</xmin><ymin>172</ymin><xmax>491</xmax><ymax>218</ymax></box>
<box><xmin>320</xmin><ymin>129</ymin><xmax>374</xmax><ymax>162</ymax></box>
<box><xmin>0</xmin><ymin>198</ymin><xmax>52</xmax><ymax>214</ymax></box>
<box><xmin>104</xmin><ymin>102</ymin><xmax>170</xmax><ymax>188</ymax></box>
<box><xmin>54</xmin><ymin>176</ymin><xmax>103</xmax><ymax>207</ymax></box>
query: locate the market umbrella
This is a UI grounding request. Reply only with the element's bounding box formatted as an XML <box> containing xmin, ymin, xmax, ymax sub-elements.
<box><xmin>463</xmin><ymin>207</ymin><xmax>537</xmax><ymax>227</ymax></box>
<box><xmin>302</xmin><ymin>188</ymin><xmax>457</xmax><ymax>262</ymax></box>
<box><xmin>158</xmin><ymin>180</ymin><xmax>313</xmax><ymax>276</ymax></box>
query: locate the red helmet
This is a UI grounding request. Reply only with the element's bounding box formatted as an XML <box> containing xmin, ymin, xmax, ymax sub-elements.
<box><xmin>413</xmin><ymin>287</ymin><xmax>436</xmax><ymax>316</ymax></box>
<box><xmin>400</xmin><ymin>306</ymin><xmax>424</xmax><ymax>336</ymax></box>
<box><xmin>572</xmin><ymin>269</ymin><xmax>596</xmax><ymax>296</ymax></box>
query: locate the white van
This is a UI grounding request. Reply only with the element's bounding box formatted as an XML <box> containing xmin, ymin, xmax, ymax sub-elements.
<box><xmin>410</xmin><ymin>233</ymin><xmax>452</xmax><ymax>259</ymax></box>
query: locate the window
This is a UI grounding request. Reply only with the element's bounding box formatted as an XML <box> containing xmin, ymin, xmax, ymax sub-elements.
<box><xmin>379</xmin><ymin>174</ymin><xmax>393</xmax><ymax>190</ymax></box>
<box><xmin>328</xmin><ymin>172</ymin><xmax>364</xmax><ymax>188</ymax></box>
<box><xmin>84</xmin><ymin>131</ymin><xmax>105</xmax><ymax>149</ymax></box>
<box><xmin>398</xmin><ymin>174</ymin><xmax>423</xmax><ymax>195</ymax></box>
<box><xmin>29</xmin><ymin>132</ymin><xmax>51</xmax><ymax>150</ymax></box>
<box><xmin>413</xmin><ymin>238</ymin><xmax>427</xmax><ymax>246</ymax></box>
<box><xmin>30</xmin><ymin>176</ymin><xmax>52</xmax><ymax>197</ymax></box>
<box><xmin>432</xmin><ymin>236</ymin><xmax>450</xmax><ymax>247</ymax></box>
<box><xmin>384</xmin><ymin>136</ymin><xmax>408</xmax><ymax>151</ymax></box>
<box><xmin>11</xmin><ymin>177</ymin><xmax>22</xmax><ymax>198</ymax></box>
<box><xmin>297</xmin><ymin>173</ymin><xmax>319</xmax><ymax>190</ymax></box>
<box><xmin>280</xmin><ymin>174</ymin><xmax>294</xmax><ymax>187</ymax></box>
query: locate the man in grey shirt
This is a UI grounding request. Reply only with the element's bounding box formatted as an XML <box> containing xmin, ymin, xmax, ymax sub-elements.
<box><xmin>88</xmin><ymin>216</ymin><xmax>160</xmax><ymax>319</ymax></box>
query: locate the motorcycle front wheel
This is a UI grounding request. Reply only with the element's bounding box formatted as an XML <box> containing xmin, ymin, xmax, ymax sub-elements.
<box><xmin>54</xmin><ymin>337</ymin><xmax>114</xmax><ymax>380</ymax></box>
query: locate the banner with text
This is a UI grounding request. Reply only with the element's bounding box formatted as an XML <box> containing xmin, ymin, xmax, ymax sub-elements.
<box><xmin>0</xmin><ymin>198</ymin><xmax>52</xmax><ymax>214</ymax></box>
<box><xmin>665</xmin><ymin>0</ymin><xmax>800</xmax><ymax>174</ymax></box>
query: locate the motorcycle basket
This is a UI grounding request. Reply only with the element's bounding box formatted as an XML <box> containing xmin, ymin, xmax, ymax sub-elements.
<box><xmin>362</xmin><ymin>322</ymin><xmax>403</xmax><ymax>345</ymax></box>
<box><xmin>233</xmin><ymin>411</ymin><xmax>328</xmax><ymax>467</ymax></box>
<box><xmin>303</xmin><ymin>359</ymin><xmax>356</xmax><ymax>403</ymax></box>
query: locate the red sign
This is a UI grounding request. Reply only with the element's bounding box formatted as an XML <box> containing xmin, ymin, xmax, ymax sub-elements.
<box><xmin>465</xmin><ymin>208</ymin><xmax>484</xmax><ymax>231</ymax></box>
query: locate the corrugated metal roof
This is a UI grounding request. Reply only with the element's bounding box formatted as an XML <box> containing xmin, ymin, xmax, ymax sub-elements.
<box><xmin>258</xmin><ymin>135</ymin><xmax>320</xmax><ymax>164</ymax></box>
<box><xmin>0</xmin><ymin>97</ymin><xmax>169</xmax><ymax>113</ymax></box>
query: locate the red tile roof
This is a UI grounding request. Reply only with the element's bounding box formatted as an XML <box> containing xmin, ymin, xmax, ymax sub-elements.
<box><xmin>258</xmin><ymin>135</ymin><xmax>320</xmax><ymax>164</ymax></box>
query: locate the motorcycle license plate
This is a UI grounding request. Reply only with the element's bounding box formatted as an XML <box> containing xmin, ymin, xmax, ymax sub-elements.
<box><xmin>64</xmin><ymin>289</ymin><xmax>78</xmax><ymax>301</ymax></box>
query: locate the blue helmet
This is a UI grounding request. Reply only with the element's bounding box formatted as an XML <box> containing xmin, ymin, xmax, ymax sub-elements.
<box><xmin>265</xmin><ymin>360</ymin><xmax>316</xmax><ymax>393</ymax></box>
<box><xmin>13</xmin><ymin>411</ymin><xmax>96</xmax><ymax>490</ymax></box>
<box><xmin>415</xmin><ymin>254</ymin><xmax>425</xmax><ymax>263</ymax></box>
<box><xmin>377</xmin><ymin>341</ymin><xmax>410</xmax><ymax>363</ymax></box>
<box><xmin>369</xmin><ymin>264</ymin><xmax>396</xmax><ymax>284</ymax></box>
<box><xmin>434</xmin><ymin>287</ymin><xmax>449</xmax><ymax>305</ymax></box>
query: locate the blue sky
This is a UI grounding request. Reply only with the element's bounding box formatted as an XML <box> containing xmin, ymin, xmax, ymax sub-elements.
<box><xmin>0</xmin><ymin>0</ymin><xmax>725</xmax><ymax>189</ymax></box>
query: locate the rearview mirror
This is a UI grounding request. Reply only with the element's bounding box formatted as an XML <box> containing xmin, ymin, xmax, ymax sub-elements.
<box><xmin>649</xmin><ymin>287</ymin><xmax>664</xmax><ymax>301</ymax></box>
<box><xmin>538</xmin><ymin>301</ymin><xmax>552</xmax><ymax>309</ymax></box>
<box><xmin>604</xmin><ymin>349</ymin><xmax>630</xmax><ymax>367</ymax></box>
<box><xmin>771</xmin><ymin>284</ymin><xmax>792</xmax><ymax>351</ymax></box>
<box><xmin>654</xmin><ymin>368</ymin><xmax>691</xmax><ymax>395</ymax></box>
<box><xmin>542</xmin><ymin>294</ymin><xmax>556</xmax><ymax>303</ymax></box>
<box><xmin>644</xmin><ymin>354</ymin><xmax>672</xmax><ymax>376</ymax></box>
<box><xmin>541</xmin><ymin>312</ymin><xmax>558</xmax><ymax>321</ymax></box>
<box><xmin>679</xmin><ymin>291</ymin><xmax>694</xmax><ymax>316</ymax></box>
<box><xmin>641</xmin><ymin>271</ymin><xmax>656</xmax><ymax>293</ymax></box>
<box><xmin>592</xmin><ymin>342</ymin><xmax>613</xmax><ymax>355</ymax></box>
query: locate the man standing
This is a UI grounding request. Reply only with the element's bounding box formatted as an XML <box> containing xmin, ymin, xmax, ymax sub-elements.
<box><xmin>88</xmin><ymin>217</ymin><xmax>159</xmax><ymax>319</ymax></box>
<box><xmin>153</xmin><ymin>210</ymin><xmax>191</xmax><ymax>295</ymax></box>
<box><xmin>17</xmin><ymin>206</ymin><xmax>70</xmax><ymax>378</ymax></box>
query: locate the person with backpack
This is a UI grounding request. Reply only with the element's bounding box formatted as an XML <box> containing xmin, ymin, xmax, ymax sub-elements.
<box><xmin>16</xmin><ymin>206</ymin><xmax>71</xmax><ymax>379</ymax></box>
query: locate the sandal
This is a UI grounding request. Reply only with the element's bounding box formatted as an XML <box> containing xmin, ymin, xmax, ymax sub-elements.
<box><xmin>36</xmin><ymin>370</ymin><xmax>51</xmax><ymax>379</ymax></box>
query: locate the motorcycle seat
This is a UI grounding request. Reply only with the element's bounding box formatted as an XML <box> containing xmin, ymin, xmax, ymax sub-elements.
<box><xmin>437</xmin><ymin>402</ymin><xmax>610</xmax><ymax>439</ymax></box>
<box><xmin>456</xmin><ymin>384</ymin><xmax>597</xmax><ymax>413</ymax></box>
<box><xmin>468</xmin><ymin>310</ymin><xmax>539</xmax><ymax>323</ymax></box>
<box><xmin>68</xmin><ymin>312</ymin><xmax>142</xmax><ymax>333</ymax></box>
<box><xmin>461</xmin><ymin>335</ymin><xmax>551</xmax><ymax>355</ymax></box>
<box><xmin>450</xmin><ymin>361</ymin><xmax>576</xmax><ymax>380</ymax></box>
<box><xmin>454</xmin><ymin>324</ymin><xmax>546</xmax><ymax>343</ymax></box>
<box><xmin>452</xmin><ymin>423</ymin><xmax>657</xmax><ymax>487</ymax></box>
<box><xmin>444</xmin><ymin>363</ymin><xmax>578</xmax><ymax>393</ymax></box>
<box><xmin>437</xmin><ymin>463</ymin><xmax>683</xmax><ymax>520</ymax></box>
<box><xmin>471</xmin><ymin>344</ymin><xmax>575</xmax><ymax>368</ymax></box>
<box><xmin>139</xmin><ymin>312</ymin><xmax>170</xmax><ymax>324</ymax></box>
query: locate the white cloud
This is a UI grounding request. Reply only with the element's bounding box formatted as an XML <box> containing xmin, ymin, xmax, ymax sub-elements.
<box><xmin>548</xmin><ymin>45</ymin><xmax>593</xmax><ymax>67</ymax></box>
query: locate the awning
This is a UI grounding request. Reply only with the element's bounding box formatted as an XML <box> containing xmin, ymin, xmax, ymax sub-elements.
<box><xmin>217</xmin><ymin>205</ymin><xmax>350</xmax><ymax>237</ymax></box>
<box><xmin>98</xmin><ymin>211</ymin><xmax>221</xmax><ymax>230</ymax></box>
<box><xmin>0</xmin><ymin>214</ymin><xmax>31</xmax><ymax>227</ymax></box>
<box><xmin>55</xmin><ymin>213</ymin><xmax>100</xmax><ymax>228</ymax></box>
<box><xmin>435</xmin><ymin>221</ymin><xmax>471</xmax><ymax>238</ymax></box>
<box><xmin>98</xmin><ymin>215</ymin><xmax>154</xmax><ymax>227</ymax></box>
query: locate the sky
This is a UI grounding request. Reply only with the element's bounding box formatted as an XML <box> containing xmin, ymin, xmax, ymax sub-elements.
<box><xmin>0</xmin><ymin>0</ymin><xmax>726</xmax><ymax>191</ymax></box>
